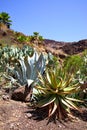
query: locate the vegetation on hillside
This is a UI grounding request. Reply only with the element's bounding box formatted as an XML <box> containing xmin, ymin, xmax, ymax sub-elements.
<box><xmin>0</xmin><ymin>12</ymin><xmax>87</xmax><ymax>122</ymax></box>
<box><xmin>0</xmin><ymin>44</ymin><xmax>87</xmax><ymax>120</ymax></box>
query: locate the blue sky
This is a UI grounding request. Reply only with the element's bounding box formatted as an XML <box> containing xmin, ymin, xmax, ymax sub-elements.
<box><xmin>0</xmin><ymin>0</ymin><xmax>87</xmax><ymax>42</ymax></box>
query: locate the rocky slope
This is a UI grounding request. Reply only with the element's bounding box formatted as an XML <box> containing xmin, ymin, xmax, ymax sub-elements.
<box><xmin>0</xmin><ymin>29</ymin><xmax>87</xmax><ymax>57</ymax></box>
<box><xmin>44</xmin><ymin>39</ymin><xmax>87</xmax><ymax>55</ymax></box>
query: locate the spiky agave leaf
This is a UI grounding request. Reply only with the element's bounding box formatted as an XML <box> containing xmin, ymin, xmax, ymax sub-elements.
<box><xmin>35</xmin><ymin>68</ymin><xmax>82</xmax><ymax>120</ymax></box>
<box><xmin>14</xmin><ymin>66</ymin><xmax>23</xmax><ymax>84</ymax></box>
<box><xmin>18</xmin><ymin>57</ymin><xmax>27</xmax><ymax>83</ymax></box>
<box><xmin>36</xmin><ymin>95</ymin><xmax>56</xmax><ymax>108</ymax></box>
<box><xmin>48</xmin><ymin>99</ymin><xmax>59</xmax><ymax>117</ymax></box>
<box><xmin>35</xmin><ymin>54</ymin><xmax>45</xmax><ymax>72</ymax></box>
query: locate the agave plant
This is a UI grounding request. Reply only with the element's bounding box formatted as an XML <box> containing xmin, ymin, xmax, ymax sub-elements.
<box><xmin>34</xmin><ymin>67</ymin><xmax>82</xmax><ymax>120</ymax></box>
<box><xmin>7</xmin><ymin>51</ymin><xmax>45</xmax><ymax>87</ymax></box>
<box><xmin>3</xmin><ymin>51</ymin><xmax>46</xmax><ymax>101</ymax></box>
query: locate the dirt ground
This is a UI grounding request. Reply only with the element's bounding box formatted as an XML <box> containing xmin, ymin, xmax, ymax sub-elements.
<box><xmin>0</xmin><ymin>98</ymin><xmax>87</xmax><ymax>130</ymax></box>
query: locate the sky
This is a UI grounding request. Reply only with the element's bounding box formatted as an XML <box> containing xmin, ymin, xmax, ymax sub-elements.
<box><xmin>0</xmin><ymin>0</ymin><xmax>87</xmax><ymax>42</ymax></box>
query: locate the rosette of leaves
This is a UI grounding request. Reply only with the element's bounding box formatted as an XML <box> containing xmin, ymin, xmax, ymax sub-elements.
<box><xmin>35</xmin><ymin>67</ymin><xmax>82</xmax><ymax>120</ymax></box>
<box><xmin>7</xmin><ymin>51</ymin><xmax>45</xmax><ymax>87</ymax></box>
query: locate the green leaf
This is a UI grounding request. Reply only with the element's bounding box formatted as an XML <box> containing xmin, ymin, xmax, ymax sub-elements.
<box><xmin>65</xmin><ymin>98</ymin><xmax>81</xmax><ymax>111</ymax></box>
<box><xmin>60</xmin><ymin>97</ymin><xmax>74</xmax><ymax>109</ymax></box>
<box><xmin>66</xmin><ymin>97</ymin><xmax>83</xmax><ymax>103</ymax></box>
<box><xmin>63</xmin><ymin>84</ymin><xmax>79</xmax><ymax>92</ymax></box>
<box><xmin>37</xmin><ymin>95</ymin><xmax>56</xmax><ymax>108</ymax></box>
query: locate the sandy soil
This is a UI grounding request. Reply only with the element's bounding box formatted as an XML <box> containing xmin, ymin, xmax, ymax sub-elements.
<box><xmin>0</xmin><ymin>99</ymin><xmax>87</xmax><ymax>130</ymax></box>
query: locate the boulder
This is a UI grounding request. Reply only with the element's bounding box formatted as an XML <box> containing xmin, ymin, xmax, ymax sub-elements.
<box><xmin>11</xmin><ymin>85</ymin><xmax>32</xmax><ymax>102</ymax></box>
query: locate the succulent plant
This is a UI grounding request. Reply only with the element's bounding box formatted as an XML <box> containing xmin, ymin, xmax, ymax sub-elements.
<box><xmin>34</xmin><ymin>67</ymin><xmax>83</xmax><ymax>120</ymax></box>
<box><xmin>0</xmin><ymin>45</ymin><xmax>34</xmax><ymax>72</ymax></box>
<box><xmin>7</xmin><ymin>51</ymin><xmax>45</xmax><ymax>87</ymax></box>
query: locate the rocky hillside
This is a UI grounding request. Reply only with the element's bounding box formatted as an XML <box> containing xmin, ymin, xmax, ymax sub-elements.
<box><xmin>0</xmin><ymin>29</ymin><xmax>87</xmax><ymax>57</ymax></box>
<box><xmin>60</xmin><ymin>39</ymin><xmax>87</xmax><ymax>55</ymax></box>
<box><xmin>44</xmin><ymin>39</ymin><xmax>87</xmax><ymax>57</ymax></box>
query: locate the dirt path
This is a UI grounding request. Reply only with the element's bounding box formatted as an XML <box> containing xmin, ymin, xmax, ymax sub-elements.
<box><xmin>0</xmin><ymin>99</ymin><xmax>87</xmax><ymax>130</ymax></box>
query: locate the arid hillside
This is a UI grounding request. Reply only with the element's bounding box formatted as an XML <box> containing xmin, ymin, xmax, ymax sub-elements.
<box><xmin>0</xmin><ymin>29</ymin><xmax>87</xmax><ymax>58</ymax></box>
<box><xmin>0</xmin><ymin>29</ymin><xmax>87</xmax><ymax>130</ymax></box>
<box><xmin>44</xmin><ymin>39</ymin><xmax>87</xmax><ymax>56</ymax></box>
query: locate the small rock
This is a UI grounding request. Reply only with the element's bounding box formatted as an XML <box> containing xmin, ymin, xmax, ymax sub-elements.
<box><xmin>26</xmin><ymin>113</ymin><xmax>32</xmax><ymax>118</ymax></box>
<box><xmin>2</xmin><ymin>94</ymin><xmax>10</xmax><ymax>101</ymax></box>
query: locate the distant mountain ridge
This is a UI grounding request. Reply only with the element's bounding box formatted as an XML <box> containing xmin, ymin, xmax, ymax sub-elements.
<box><xmin>44</xmin><ymin>39</ymin><xmax>87</xmax><ymax>55</ymax></box>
